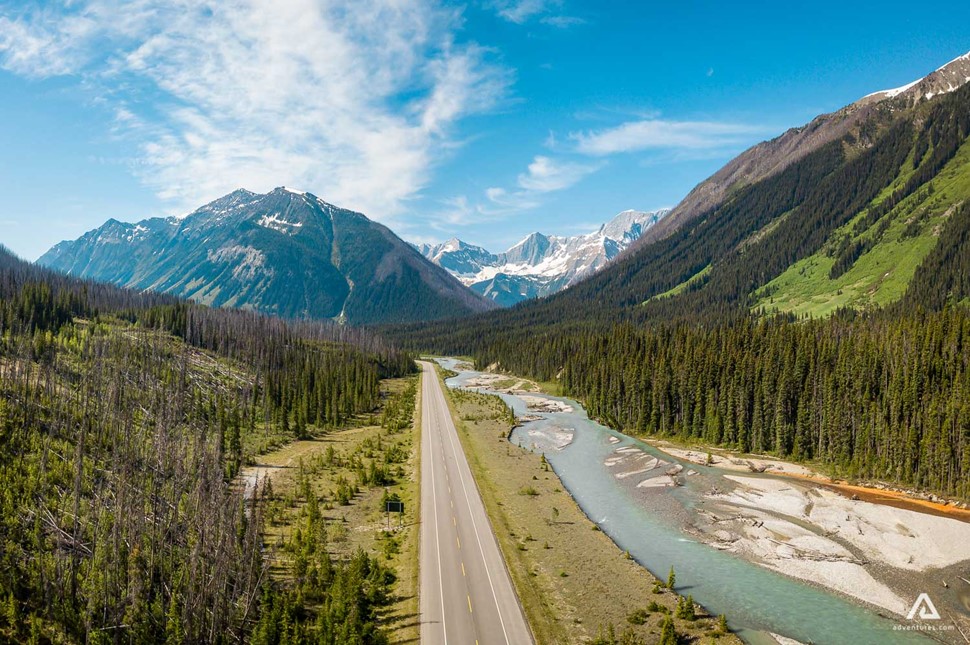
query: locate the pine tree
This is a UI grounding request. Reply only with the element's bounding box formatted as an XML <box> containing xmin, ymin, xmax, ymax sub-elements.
<box><xmin>658</xmin><ymin>615</ymin><xmax>677</xmax><ymax>645</ymax></box>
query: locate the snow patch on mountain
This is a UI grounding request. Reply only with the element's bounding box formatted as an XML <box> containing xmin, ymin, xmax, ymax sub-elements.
<box><xmin>862</xmin><ymin>78</ymin><xmax>920</xmax><ymax>100</ymax></box>
<box><xmin>417</xmin><ymin>208</ymin><xmax>669</xmax><ymax>305</ymax></box>
<box><xmin>937</xmin><ymin>51</ymin><xmax>970</xmax><ymax>72</ymax></box>
<box><xmin>258</xmin><ymin>213</ymin><xmax>304</xmax><ymax>233</ymax></box>
<box><xmin>862</xmin><ymin>50</ymin><xmax>970</xmax><ymax>104</ymax></box>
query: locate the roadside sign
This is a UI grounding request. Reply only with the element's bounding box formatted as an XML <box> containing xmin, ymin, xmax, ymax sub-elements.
<box><xmin>384</xmin><ymin>500</ymin><xmax>404</xmax><ymax>513</ymax></box>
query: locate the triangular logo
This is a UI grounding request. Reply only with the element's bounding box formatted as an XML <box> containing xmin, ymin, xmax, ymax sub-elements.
<box><xmin>906</xmin><ymin>593</ymin><xmax>941</xmax><ymax>620</ymax></box>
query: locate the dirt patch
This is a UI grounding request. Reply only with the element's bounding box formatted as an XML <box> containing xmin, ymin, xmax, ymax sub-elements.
<box><xmin>800</xmin><ymin>478</ymin><xmax>970</xmax><ymax>523</ymax></box>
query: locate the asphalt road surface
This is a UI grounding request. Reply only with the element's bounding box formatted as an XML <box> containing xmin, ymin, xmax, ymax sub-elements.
<box><xmin>418</xmin><ymin>361</ymin><xmax>534</xmax><ymax>645</ymax></box>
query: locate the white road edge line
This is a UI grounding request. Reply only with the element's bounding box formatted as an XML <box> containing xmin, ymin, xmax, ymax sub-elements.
<box><xmin>427</xmin><ymin>372</ymin><xmax>449</xmax><ymax>643</ymax></box>
<box><xmin>436</xmin><ymin>378</ymin><xmax>513</xmax><ymax>645</ymax></box>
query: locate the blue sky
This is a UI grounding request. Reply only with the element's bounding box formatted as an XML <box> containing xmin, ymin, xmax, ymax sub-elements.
<box><xmin>1</xmin><ymin>1</ymin><xmax>969</xmax><ymax>260</ymax></box>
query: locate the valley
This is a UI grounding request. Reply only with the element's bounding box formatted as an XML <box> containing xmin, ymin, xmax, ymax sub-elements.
<box><xmin>441</xmin><ymin>359</ymin><xmax>967</xmax><ymax>644</ymax></box>
<box><xmin>432</xmin><ymin>362</ymin><xmax>737</xmax><ymax>645</ymax></box>
<box><xmin>3</xmin><ymin>9</ymin><xmax>970</xmax><ymax>643</ymax></box>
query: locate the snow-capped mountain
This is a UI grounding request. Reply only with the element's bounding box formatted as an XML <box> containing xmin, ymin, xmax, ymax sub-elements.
<box><xmin>858</xmin><ymin>50</ymin><xmax>970</xmax><ymax>105</ymax></box>
<box><xmin>39</xmin><ymin>187</ymin><xmax>496</xmax><ymax>324</ymax></box>
<box><xmin>415</xmin><ymin>239</ymin><xmax>497</xmax><ymax>276</ymax></box>
<box><xmin>417</xmin><ymin>209</ymin><xmax>669</xmax><ymax>306</ymax></box>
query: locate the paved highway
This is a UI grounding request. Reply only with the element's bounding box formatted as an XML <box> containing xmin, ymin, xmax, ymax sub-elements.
<box><xmin>418</xmin><ymin>361</ymin><xmax>534</xmax><ymax>645</ymax></box>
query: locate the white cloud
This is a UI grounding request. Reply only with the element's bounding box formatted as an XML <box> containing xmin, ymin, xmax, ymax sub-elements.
<box><xmin>436</xmin><ymin>195</ymin><xmax>479</xmax><ymax>225</ymax></box>
<box><xmin>0</xmin><ymin>9</ymin><xmax>97</xmax><ymax>77</ymax></box>
<box><xmin>426</xmin><ymin>153</ymin><xmax>598</xmax><ymax>229</ymax></box>
<box><xmin>0</xmin><ymin>0</ymin><xmax>510</xmax><ymax>221</ymax></box>
<box><xmin>571</xmin><ymin>119</ymin><xmax>767</xmax><ymax>156</ymax></box>
<box><xmin>516</xmin><ymin>155</ymin><xmax>600</xmax><ymax>192</ymax></box>
<box><xmin>540</xmin><ymin>15</ymin><xmax>585</xmax><ymax>28</ymax></box>
<box><xmin>492</xmin><ymin>0</ymin><xmax>551</xmax><ymax>23</ymax></box>
<box><xmin>480</xmin><ymin>154</ymin><xmax>599</xmax><ymax>214</ymax></box>
<box><xmin>482</xmin><ymin>186</ymin><xmax>540</xmax><ymax>212</ymax></box>
<box><xmin>488</xmin><ymin>0</ymin><xmax>581</xmax><ymax>27</ymax></box>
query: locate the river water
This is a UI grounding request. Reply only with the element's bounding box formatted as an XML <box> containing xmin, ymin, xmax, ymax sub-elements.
<box><xmin>438</xmin><ymin>359</ymin><xmax>929</xmax><ymax>645</ymax></box>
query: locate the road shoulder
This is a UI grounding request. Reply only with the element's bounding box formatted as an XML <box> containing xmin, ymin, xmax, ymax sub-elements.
<box><xmin>434</xmin><ymin>366</ymin><xmax>741</xmax><ymax>644</ymax></box>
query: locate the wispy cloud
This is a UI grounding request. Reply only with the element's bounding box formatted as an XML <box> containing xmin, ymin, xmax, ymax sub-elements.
<box><xmin>427</xmin><ymin>153</ymin><xmax>600</xmax><ymax>230</ymax></box>
<box><xmin>0</xmin><ymin>0</ymin><xmax>510</xmax><ymax>221</ymax></box>
<box><xmin>515</xmin><ymin>155</ymin><xmax>600</xmax><ymax>192</ymax></box>
<box><xmin>571</xmin><ymin>119</ymin><xmax>768</xmax><ymax>156</ymax></box>
<box><xmin>540</xmin><ymin>15</ymin><xmax>585</xmax><ymax>28</ymax></box>
<box><xmin>488</xmin><ymin>0</ymin><xmax>583</xmax><ymax>28</ymax></box>
<box><xmin>484</xmin><ymin>154</ymin><xmax>599</xmax><ymax>213</ymax></box>
<box><xmin>0</xmin><ymin>8</ymin><xmax>96</xmax><ymax>77</ymax></box>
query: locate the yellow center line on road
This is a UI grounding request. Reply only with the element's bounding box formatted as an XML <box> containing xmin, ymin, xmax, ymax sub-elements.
<box><xmin>453</xmin><ymin>516</ymin><xmax>456</xmax><ymax>525</ymax></box>
<box><xmin>468</xmin><ymin>595</ymin><xmax>473</xmax><ymax>613</ymax></box>
<box><xmin>457</xmin><ymin>536</ymin><xmax>461</xmax><ymax>549</ymax></box>
<box><xmin>462</xmin><ymin>562</ymin><xmax>466</xmax><ymax>576</ymax></box>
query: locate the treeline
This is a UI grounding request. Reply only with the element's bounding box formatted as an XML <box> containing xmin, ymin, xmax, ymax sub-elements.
<box><xmin>417</xmin><ymin>306</ymin><xmax>970</xmax><ymax>499</ymax></box>
<box><xmin>394</xmin><ymin>200</ymin><xmax>970</xmax><ymax>497</ymax></box>
<box><xmin>0</xmin><ymin>246</ymin><xmax>414</xmax><ymax>642</ymax></box>
<box><xmin>560</xmin><ymin>311</ymin><xmax>970</xmax><ymax>498</ymax></box>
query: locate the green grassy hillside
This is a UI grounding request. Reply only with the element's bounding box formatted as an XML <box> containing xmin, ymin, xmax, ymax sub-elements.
<box><xmin>754</xmin><ymin>137</ymin><xmax>970</xmax><ymax>317</ymax></box>
<box><xmin>646</xmin><ymin>264</ymin><xmax>711</xmax><ymax>303</ymax></box>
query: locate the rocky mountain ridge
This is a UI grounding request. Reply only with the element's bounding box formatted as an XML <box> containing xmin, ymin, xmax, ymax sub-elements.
<box><xmin>39</xmin><ymin>187</ymin><xmax>496</xmax><ymax>324</ymax></box>
<box><xmin>417</xmin><ymin>208</ymin><xmax>669</xmax><ymax>305</ymax></box>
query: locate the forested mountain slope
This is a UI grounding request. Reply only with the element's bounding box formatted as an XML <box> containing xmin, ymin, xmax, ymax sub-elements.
<box><xmin>0</xmin><ymin>246</ymin><xmax>413</xmax><ymax>642</ymax></box>
<box><xmin>392</xmin><ymin>60</ymin><xmax>970</xmax><ymax>339</ymax></box>
<box><xmin>387</xmin><ymin>53</ymin><xmax>970</xmax><ymax>501</ymax></box>
<box><xmin>38</xmin><ymin>187</ymin><xmax>495</xmax><ymax>325</ymax></box>
<box><xmin>631</xmin><ymin>50</ymin><xmax>970</xmax><ymax>251</ymax></box>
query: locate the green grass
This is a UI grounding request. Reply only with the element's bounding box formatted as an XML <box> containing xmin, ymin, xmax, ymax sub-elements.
<box><xmin>753</xmin><ymin>138</ymin><xmax>970</xmax><ymax>317</ymax></box>
<box><xmin>645</xmin><ymin>264</ymin><xmax>711</xmax><ymax>303</ymax></box>
<box><xmin>244</xmin><ymin>376</ymin><xmax>422</xmax><ymax>643</ymax></box>
<box><xmin>534</xmin><ymin>379</ymin><xmax>561</xmax><ymax>396</ymax></box>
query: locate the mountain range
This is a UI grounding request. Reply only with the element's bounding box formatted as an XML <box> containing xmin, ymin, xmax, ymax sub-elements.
<box><xmin>384</xmin><ymin>50</ymin><xmax>970</xmax><ymax>519</ymax></box>
<box><xmin>38</xmin><ymin>187</ymin><xmax>496</xmax><ymax>325</ymax></box>
<box><xmin>392</xmin><ymin>49</ymin><xmax>970</xmax><ymax>345</ymax></box>
<box><xmin>416</xmin><ymin>209</ymin><xmax>669</xmax><ymax>306</ymax></box>
<box><xmin>34</xmin><ymin>50</ymin><xmax>970</xmax><ymax>331</ymax></box>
